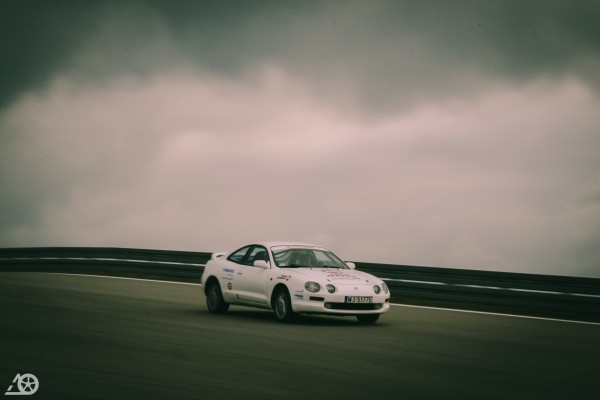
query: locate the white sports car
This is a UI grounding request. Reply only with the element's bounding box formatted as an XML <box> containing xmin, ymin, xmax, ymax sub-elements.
<box><xmin>200</xmin><ymin>242</ymin><xmax>390</xmax><ymax>324</ymax></box>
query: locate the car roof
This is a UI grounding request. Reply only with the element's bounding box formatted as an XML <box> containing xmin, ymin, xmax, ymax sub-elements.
<box><xmin>258</xmin><ymin>241</ymin><xmax>322</xmax><ymax>249</ymax></box>
<box><xmin>213</xmin><ymin>242</ymin><xmax>330</xmax><ymax>258</ymax></box>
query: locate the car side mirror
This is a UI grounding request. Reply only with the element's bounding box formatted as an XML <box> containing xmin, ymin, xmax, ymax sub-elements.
<box><xmin>253</xmin><ymin>260</ymin><xmax>270</xmax><ymax>269</ymax></box>
<box><xmin>345</xmin><ymin>262</ymin><xmax>356</xmax><ymax>270</ymax></box>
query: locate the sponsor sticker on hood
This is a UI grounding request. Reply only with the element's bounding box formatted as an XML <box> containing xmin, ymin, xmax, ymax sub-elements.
<box><xmin>321</xmin><ymin>269</ymin><xmax>361</xmax><ymax>280</ymax></box>
<box><xmin>289</xmin><ymin>268</ymin><xmax>376</xmax><ymax>284</ymax></box>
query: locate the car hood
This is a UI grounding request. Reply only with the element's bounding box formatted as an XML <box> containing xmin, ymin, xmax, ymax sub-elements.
<box><xmin>285</xmin><ymin>268</ymin><xmax>381</xmax><ymax>285</ymax></box>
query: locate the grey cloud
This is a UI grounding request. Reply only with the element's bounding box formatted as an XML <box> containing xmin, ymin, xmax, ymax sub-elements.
<box><xmin>1</xmin><ymin>73</ymin><xmax>598</xmax><ymax>277</ymax></box>
<box><xmin>2</xmin><ymin>1</ymin><xmax>600</xmax><ymax>112</ymax></box>
<box><xmin>2</xmin><ymin>1</ymin><xmax>600</xmax><ymax>278</ymax></box>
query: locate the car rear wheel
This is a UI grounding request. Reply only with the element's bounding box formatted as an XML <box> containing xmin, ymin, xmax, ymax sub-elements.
<box><xmin>356</xmin><ymin>314</ymin><xmax>379</xmax><ymax>324</ymax></box>
<box><xmin>274</xmin><ymin>288</ymin><xmax>295</xmax><ymax>322</ymax></box>
<box><xmin>206</xmin><ymin>281</ymin><xmax>229</xmax><ymax>314</ymax></box>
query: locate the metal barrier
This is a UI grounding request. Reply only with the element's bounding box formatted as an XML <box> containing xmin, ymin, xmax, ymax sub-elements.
<box><xmin>355</xmin><ymin>261</ymin><xmax>600</xmax><ymax>319</ymax></box>
<box><xmin>0</xmin><ymin>247</ymin><xmax>210</xmax><ymax>281</ymax></box>
<box><xmin>2</xmin><ymin>247</ymin><xmax>599</xmax><ymax>321</ymax></box>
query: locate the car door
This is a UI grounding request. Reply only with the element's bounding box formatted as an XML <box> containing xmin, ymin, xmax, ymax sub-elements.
<box><xmin>234</xmin><ymin>245</ymin><xmax>271</xmax><ymax>305</ymax></box>
<box><xmin>218</xmin><ymin>245</ymin><xmax>251</xmax><ymax>302</ymax></box>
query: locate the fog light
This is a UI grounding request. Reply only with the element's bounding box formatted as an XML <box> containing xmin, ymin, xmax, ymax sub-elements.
<box><xmin>324</xmin><ymin>303</ymin><xmax>332</xmax><ymax>309</ymax></box>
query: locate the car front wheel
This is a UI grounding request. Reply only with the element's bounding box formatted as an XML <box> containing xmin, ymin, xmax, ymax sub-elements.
<box><xmin>206</xmin><ymin>281</ymin><xmax>229</xmax><ymax>314</ymax></box>
<box><xmin>356</xmin><ymin>314</ymin><xmax>380</xmax><ymax>324</ymax></box>
<box><xmin>274</xmin><ymin>288</ymin><xmax>295</xmax><ymax>322</ymax></box>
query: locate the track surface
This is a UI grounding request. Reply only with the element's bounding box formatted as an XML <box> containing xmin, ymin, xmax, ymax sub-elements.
<box><xmin>1</xmin><ymin>273</ymin><xmax>599</xmax><ymax>400</ymax></box>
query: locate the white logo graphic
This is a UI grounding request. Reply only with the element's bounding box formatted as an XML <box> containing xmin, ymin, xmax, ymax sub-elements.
<box><xmin>4</xmin><ymin>374</ymin><xmax>39</xmax><ymax>396</ymax></box>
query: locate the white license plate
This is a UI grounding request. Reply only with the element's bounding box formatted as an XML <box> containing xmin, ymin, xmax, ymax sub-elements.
<box><xmin>345</xmin><ymin>296</ymin><xmax>373</xmax><ymax>303</ymax></box>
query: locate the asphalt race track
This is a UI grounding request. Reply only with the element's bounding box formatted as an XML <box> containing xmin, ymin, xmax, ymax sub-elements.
<box><xmin>1</xmin><ymin>273</ymin><xmax>599</xmax><ymax>399</ymax></box>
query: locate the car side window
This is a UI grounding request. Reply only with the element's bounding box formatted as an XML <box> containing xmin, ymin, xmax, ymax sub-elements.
<box><xmin>227</xmin><ymin>246</ymin><xmax>250</xmax><ymax>264</ymax></box>
<box><xmin>245</xmin><ymin>246</ymin><xmax>269</xmax><ymax>267</ymax></box>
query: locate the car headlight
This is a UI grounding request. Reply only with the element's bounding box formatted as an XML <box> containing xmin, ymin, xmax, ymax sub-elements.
<box><xmin>305</xmin><ymin>282</ymin><xmax>321</xmax><ymax>293</ymax></box>
<box><xmin>326</xmin><ymin>284</ymin><xmax>336</xmax><ymax>294</ymax></box>
<box><xmin>382</xmin><ymin>282</ymin><xmax>389</xmax><ymax>294</ymax></box>
<box><xmin>373</xmin><ymin>285</ymin><xmax>381</xmax><ymax>294</ymax></box>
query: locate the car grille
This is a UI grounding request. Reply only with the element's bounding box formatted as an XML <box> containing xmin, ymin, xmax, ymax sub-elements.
<box><xmin>325</xmin><ymin>302</ymin><xmax>382</xmax><ymax>311</ymax></box>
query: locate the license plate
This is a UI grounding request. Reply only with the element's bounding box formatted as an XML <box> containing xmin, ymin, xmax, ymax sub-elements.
<box><xmin>345</xmin><ymin>296</ymin><xmax>373</xmax><ymax>303</ymax></box>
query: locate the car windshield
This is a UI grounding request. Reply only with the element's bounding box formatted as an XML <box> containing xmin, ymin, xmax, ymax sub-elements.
<box><xmin>271</xmin><ymin>246</ymin><xmax>349</xmax><ymax>269</ymax></box>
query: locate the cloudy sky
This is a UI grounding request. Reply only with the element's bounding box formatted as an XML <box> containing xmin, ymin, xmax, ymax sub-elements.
<box><xmin>1</xmin><ymin>1</ymin><xmax>599</xmax><ymax>277</ymax></box>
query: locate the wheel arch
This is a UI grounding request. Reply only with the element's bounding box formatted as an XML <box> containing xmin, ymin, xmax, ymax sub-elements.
<box><xmin>204</xmin><ymin>275</ymin><xmax>220</xmax><ymax>295</ymax></box>
<box><xmin>270</xmin><ymin>283</ymin><xmax>290</xmax><ymax>309</ymax></box>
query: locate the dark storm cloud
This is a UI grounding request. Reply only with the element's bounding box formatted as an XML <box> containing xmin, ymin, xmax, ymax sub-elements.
<box><xmin>0</xmin><ymin>1</ymin><xmax>97</xmax><ymax>109</ymax></box>
<box><xmin>2</xmin><ymin>1</ymin><xmax>600</xmax><ymax>112</ymax></box>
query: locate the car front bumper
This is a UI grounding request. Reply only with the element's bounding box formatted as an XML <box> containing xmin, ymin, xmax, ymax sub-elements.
<box><xmin>290</xmin><ymin>292</ymin><xmax>390</xmax><ymax>315</ymax></box>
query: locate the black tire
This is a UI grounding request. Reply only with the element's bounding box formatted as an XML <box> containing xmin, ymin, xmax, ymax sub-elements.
<box><xmin>273</xmin><ymin>288</ymin><xmax>295</xmax><ymax>322</ymax></box>
<box><xmin>356</xmin><ymin>314</ymin><xmax>380</xmax><ymax>324</ymax></box>
<box><xmin>206</xmin><ymin>281</ymin><xmax>229</xmax><ymax>314</ymax></box>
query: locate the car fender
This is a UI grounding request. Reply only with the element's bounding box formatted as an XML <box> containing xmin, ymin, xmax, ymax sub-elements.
<box><xmin>270</xmin><ymin>272</ymin><xmax>307</xmax><ymax>307</ymax></box>
<box><xmin>269</xmin><ymin>281</ymin><xmax>300</xmax><ymax>311</ymax></box>
<box><xmin>202</xmin><ymin>259</ymin><xmax>235</xmax><ymax>299</ymax></box>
